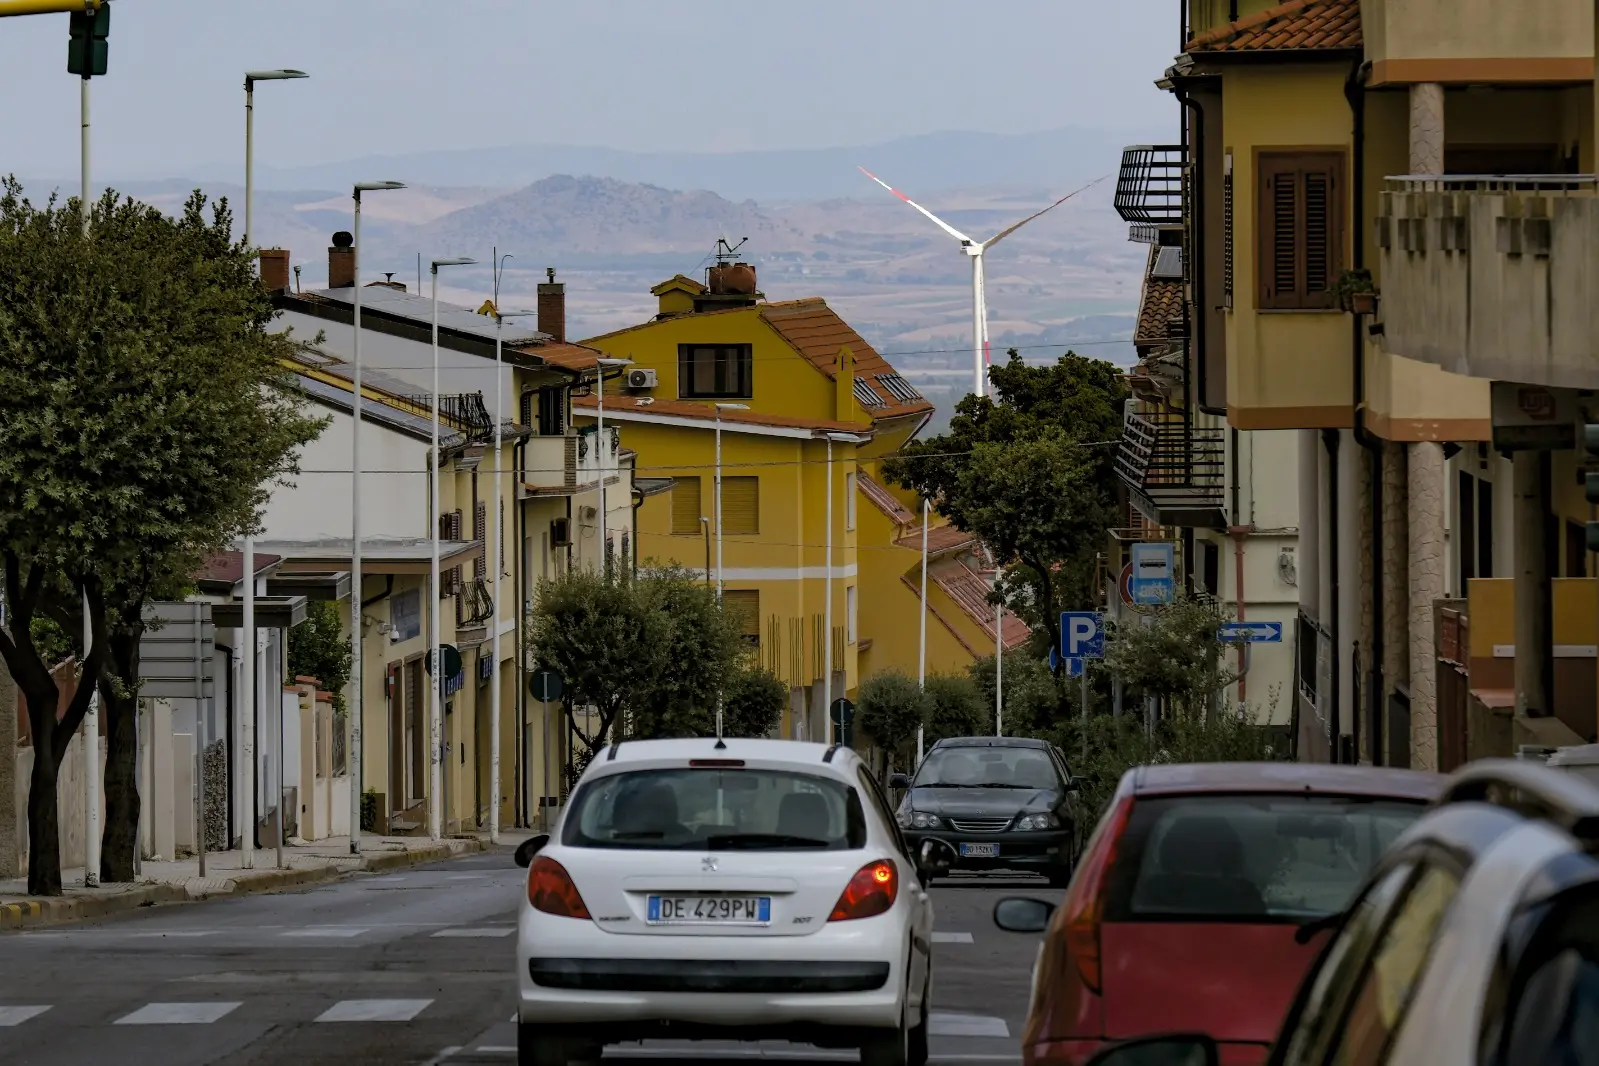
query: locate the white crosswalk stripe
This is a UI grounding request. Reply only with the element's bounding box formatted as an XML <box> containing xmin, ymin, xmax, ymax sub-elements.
<box><xmin>115</xmin><ymin>1002</ymin><xmax>242</xmax><ymax>1025</ymax></box>
<box><xmin>928</xmin><ymin>1013</ymin><xmax>1009</xmax><ymax>1038</ymax></box>
<box><xmin>281</xmin><ymin>927</ymin><xmax>370</xmax><ymax>938</ymax></box>
<box><xmin>316</xmin><ymin>998</ymin><xmax>433</xmax><ymax>1022</ymax></box>
<box><xmin>931</xmin><ymin>931</ymin><xmax>974</xmax><ymax>943</ymax></box>
<box><xmin>432</xmin><ymin>927</ymin><xmax>515</xmax><ymax>938</ymax></box>
<box><xmin>0</xmin><ymin>1006</ymin><xmax>50</xmax><ymax>1027</ymax></box>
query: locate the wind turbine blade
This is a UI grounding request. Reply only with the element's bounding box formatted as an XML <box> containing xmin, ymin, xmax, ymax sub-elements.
<box><xmin>858</xmin><ymin>165</ymin><xmax>975</xmax><ymax>244</ymax></box>
<box><xmin>984</xmin><ymin>175</ymin><xmax>1110</xmax><ymax>249</ymax></box>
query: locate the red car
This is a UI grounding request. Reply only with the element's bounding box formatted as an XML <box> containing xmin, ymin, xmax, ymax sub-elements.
<box><xmin>993</xmin><ymin>762</ymin><xmax>1442</xmax><ymax>1066</ymax></box>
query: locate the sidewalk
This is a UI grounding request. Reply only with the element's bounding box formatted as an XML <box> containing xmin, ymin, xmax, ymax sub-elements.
<box><xmin>0</xmin><ymin>833</ymin><xmax>489</xmax><ymax>931</ymax></box>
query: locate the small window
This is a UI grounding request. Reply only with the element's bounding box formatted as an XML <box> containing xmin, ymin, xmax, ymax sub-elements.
<box><xmin>722</xmin><ymin>476</ymin><xmax>759</xmax><ymax>535</ymax></box>
<box><xmin>852</xmin><ymin>378</ymin><xmax>886</xmax><ymax>408</ymax></box>
<box><xmin>723</xmin><ymin>589</ymin><xmax>760</xmax><ymax>646</ymax></box>
<box><xmin>845</xmin><ymin>472</ymin><xmax>857</xmax><ymax>531</ymax></box>
<box><xmin>1258</xmin><ymin>150</ymin><xmax>1344</xmax><ymax>310</ymax></box>
<box><xmin>678</xmin><ymin>344</ymin><xmax>753</xmax><ymax>399</ymax></box>
<box><xmin>846</xmin><ymin>585</ymin><xmax>857</xmax><ymax>643</ymax></box>
<box><xmin>671</xmin><ymin>477</ymin><xmax>702</xmax><ymax>536</ymax></box>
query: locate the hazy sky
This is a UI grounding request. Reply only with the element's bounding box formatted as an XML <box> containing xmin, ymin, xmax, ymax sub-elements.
<box><xmin>0</xmin><ymin>0</ymin><xmax>1179</xmax><ymax>179</ymax></box>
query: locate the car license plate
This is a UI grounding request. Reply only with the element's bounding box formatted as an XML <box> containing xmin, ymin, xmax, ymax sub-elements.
<box><xmin>647</xmin><ymin>895</ymin><xmax>772</xmax><ymax>924</ymax></box>
<box><xmin>959</xmin><ymin>843</ymin><xmax>1000</xmax><ymax>858</ymax></box>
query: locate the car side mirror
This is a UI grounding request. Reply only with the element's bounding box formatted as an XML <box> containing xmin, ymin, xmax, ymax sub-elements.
<box><xmin>1064</xmin><ymin>777</ymin><xmax>1081</xmax><ymax>793</ymax></box>
<box><xmin>917</xmin><ymin>838</ymin><xmax>957</xmax><ymax>876</ymax></box>
<box><xmin>1081</xmin><ymin>1035</ymin><xmax>1219</xmax><ymax>1066</ymax></box>
<box><xmin>993</xmin><ymin>896</ymin><xmax>1055</xmax><ymax>933</ymax></box>
<box><xmin>889</xmin><ymin>773</ymin><xmax>911</xmax><ymax>790</ymax></box>
<box><xmin>513</xmin><ymin>834</ymin><xmax>550</xmax><ymax>868</ymax></box>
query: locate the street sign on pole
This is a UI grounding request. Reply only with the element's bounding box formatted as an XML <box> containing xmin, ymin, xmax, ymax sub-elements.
<box><xmin>1064</xmin><ymin>656</ymin><xmax>1084</xmax><ymax>679</ymax></box>
<box><xmin>1219</xmin><ymin>621</ymin><xmax>1284</xmax><ymax>643</ymax></box>
<box><xmin>529</xmin><ymin>668</ymin><xmax>564</xmax><ymax>703</ymax></box>
<box><xmin>829</xmin><ymin>697</ymin><xmax>855</xmax><ymax>747</ymax></box>
<box><xmin>139</xmin><ymin>602</ymin><xmax>216</xmax><ymax>700</ymax></box>
<box><xmin>1060</xmin><ymin>611</ymin><xmax>1105</xmax><ymax>660</ymax></box>
<box><xmin>1129</xmin><ymin>542</ymin><xmax>1176</xmax><ymax>606</ymax></box>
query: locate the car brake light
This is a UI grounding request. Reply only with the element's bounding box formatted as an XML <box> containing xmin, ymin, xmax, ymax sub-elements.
<box><xmin>828</xmin><ymin>858</ymin><xmax>899</xmax><ymax>921</ymax></box>
<box><xmin>1062</xmin><ymin>795</ymin><xmax>1134</xmax><ymax>993</ymax></box>
<box><xmin>527</xmin><ymin>856</ymin><xmax>591</xmax><ymax>919</ymax></box>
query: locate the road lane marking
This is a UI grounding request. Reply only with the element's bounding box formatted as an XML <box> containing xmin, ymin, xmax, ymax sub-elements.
<box><xmin>115</xmin><ymin>1002</ymin><xmax>242</xmax><ymax>1025</ymax></box>
<box><xmin>931</xmin><ymin>931</ymin><xmax>974</xmax><ymax>943</ymax></box>
<box><xmin>131</xmin><ymin>931</ymin><xmax>215</xmax><ymax>938</ymax></box>
<box><xmin>316</xmin><ymin>998</ymin><xmax>433</xmax><ymax>1022</ymax></box>
<box><xmin>0</xmin><ymin>1006</ymin><xmax>50</xmax><ymax>1026</ymax></box>
<box><xmin>282</xmin><ymin>927</ymin><xmax>370</xmax><ymax>938</ymax></box>
<box><xmin>928</xmin><ymin>1013</ymin><xmax>1010</xmax><ymax>1039</ymax></box>
<box><xmin>432</xmin><ymin>927</ymin><xmax>515</xmax><ymax>938</ymax></box>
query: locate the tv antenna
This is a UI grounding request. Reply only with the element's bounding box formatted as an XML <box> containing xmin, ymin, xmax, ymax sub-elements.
<box><xmin>714</xmin><ymin>237</ymin><xmax>747</xmax><ymax>264</ymax></box>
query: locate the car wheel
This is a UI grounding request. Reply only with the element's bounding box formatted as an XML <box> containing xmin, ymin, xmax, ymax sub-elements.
<box><xmin>519</xmin><ymin>1026</ymin><xmax>591</xmax><ymax>1066</ymax></box>
<box><xmin>860</xmin><ymin>1010</ymin><xmax>910</xmax><ymax>1066</ymax></box>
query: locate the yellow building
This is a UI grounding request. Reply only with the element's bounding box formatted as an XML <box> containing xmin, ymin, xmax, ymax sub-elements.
<box><xmin>574</xmin><ymin>266</ymin><xmax>1028</xmax><ymax>739</ymax></box>
<box><xmin>1133</xmin><ymin>0</ymin><xmax>1598</xmax><ymax>767</ymax></box>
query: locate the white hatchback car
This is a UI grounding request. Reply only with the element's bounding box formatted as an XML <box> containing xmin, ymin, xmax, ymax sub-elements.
<box><xmin>514</xmin><ymin>737</ymin><xmax>957</xmax><ymax>1066</ymax></box>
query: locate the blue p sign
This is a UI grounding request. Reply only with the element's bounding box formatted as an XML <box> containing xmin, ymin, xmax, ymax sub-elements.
<box><xmin>1060</xmin><ymin>611</ymin><xmax>1104</xmax><ymax>659</ymax></box>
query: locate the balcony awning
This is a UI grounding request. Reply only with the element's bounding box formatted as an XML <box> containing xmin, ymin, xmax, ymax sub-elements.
<box><xmin>248</xmin><ymin>537</ymin><xmax>482</xmax><ymax>575</ymax></box>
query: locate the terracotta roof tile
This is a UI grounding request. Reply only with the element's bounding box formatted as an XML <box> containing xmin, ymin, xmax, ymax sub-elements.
<box><xmin>929</xmin><ymin>557</ymin><xmax>1031</xmax><ymax>651</ymax></box>
<box><xmin>1186</xmin><ymin>0</ymin><xmax>1360</xmax><ymax>54</ymax></box>
<box><xmin>511</xmin><ymin>341</ymin><xmax>608</xmax><ymax>372</ymax></box>
<box><xmin>571</xmin><ymin>393</ymin><xmax>871</xmax><ymax>435</ymax></box>
<box><xmin>759</xmin><ymin>299</ymin><xmax>934</xmax><ymax>421</ymax></box>
<box><xmin>857</xmin><ymin>473</ymin><xmax>916</xmax><ymax>525</ymax></box>
<box><xmin>196</xmin><ymin>550</ymin><xmax>281</xmax><ymax>588</ymax></box>
<box><xmin>895</xmin><ymin>524</ymin><xmax>978</xmax><ymax>555</ymax></box>
<box><xmin>1135</xmin><ymin>249</ymin><xmax>1186</xmax><ymax>350</ymax></box>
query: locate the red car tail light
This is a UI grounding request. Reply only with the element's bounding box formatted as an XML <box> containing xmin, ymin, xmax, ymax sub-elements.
<box><xmin>527</xmin><ymin>856</ymin><xmax>591</xmax><ymax>919</ymax></box>
<box><xmin>829</xmin><ymin>859</ymin><xmax>899</xmax><ymax>921</ymax></box>
<box><xmin>1062</xmin><ymin>794</ymin><xmax>1134</xmax><ymax>993</ymax></box>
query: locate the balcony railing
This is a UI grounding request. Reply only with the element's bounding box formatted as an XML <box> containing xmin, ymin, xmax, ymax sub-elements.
<box><xmin>1115</xmin><ymin>145</ymin><xmax>1186</xmax><ymax>227</ymax></box>
<box><xmin>1376</xmin><ymin>174</ymin><xmax>1599</xmax><ymax>389</ymax></box>
<box><xmin>1115</xmin><ymin>408</ymin><xmax>1225</xmax><ymax>528</ymax></box>
<box><xmin>400</xmin><ymin>392</ymin><xmax>494</xmax><ymax>443</ymax></box>
<box><xmin>521</xmin><ymin>426</ymin><xmax>621</xmax><ymax>496</ymax></box>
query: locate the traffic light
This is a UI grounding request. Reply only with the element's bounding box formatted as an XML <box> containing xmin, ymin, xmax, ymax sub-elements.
<box><xmin>1586</xmin><ymin>424</ymin><xmax>1599</xmax><ymax>551</ymax></box>
<box><xmin>67</xmin><ymin>1</ymin><xmax>108</xmax><ymax>78</ymax></box>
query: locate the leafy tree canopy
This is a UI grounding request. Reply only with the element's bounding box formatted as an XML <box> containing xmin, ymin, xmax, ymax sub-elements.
<box><xmin>287</xmin><ymin>600</ymin><xmax>352</xmax><ymax>716</ymax></box>
<box><xmin>969</xmin><ymin>650</ymin><xmax>1061</xmax><ymax>738</ymax></box>
<box><xmin>857</xmin><ymin>671</ymin><xmax>928</xmax><ymax>767</ymax></box>
<box><xmin>922</xmin><ymin>673</ymin><xmax>988</xmax><ymax>745</ymax></box>
<box><xmin>1103</xmin><ymin>597</ymin><xmax>1247</xmax><ymax>718</ymax></box>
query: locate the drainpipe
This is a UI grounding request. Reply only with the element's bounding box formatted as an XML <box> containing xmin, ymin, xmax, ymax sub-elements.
<box><xmin>1230</xmin><ymin>426</ymin><xmax>1248</xmax><ymax>705</ymax></box>
<box><xmin>1322</xmin><ymin>428</ymin><xmax>1342</xmax><ymax>762</ymax></box>
<box><xmin>512</xmin><ymin>433</ymin><xmax>528</xmax><ymax>826</ymax></box>
<box><xmin>1345</xmin><ymin>59</ymin><xmax>1382</xmax><ymax>766</ymax></box>
<box><xmin>630</xmin><ymin>485</ymin><xmax>645</xmax><ymax>572</ymax></box>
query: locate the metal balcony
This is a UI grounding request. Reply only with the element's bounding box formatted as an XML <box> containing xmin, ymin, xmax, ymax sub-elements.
<box><xmin>1115</xmin><ymin>145</ymin><xmax>1186</xmax><ymax>227</ymax></box>
<box><xmin>1115</xmin><ymin>408</ymin><xmax>1225</xmax><ymax>529</ymax></box>
<box><xmin>401</xmin><ymin>392</ymin><xmax>494</xmax><ymax>443</ymax></box>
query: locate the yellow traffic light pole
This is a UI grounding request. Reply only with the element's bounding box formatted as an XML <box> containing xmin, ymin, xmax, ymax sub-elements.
<box><xmin>0</xmin><ymin>0</ymin><xmax>98</xmax><ymax>16</ymax></box>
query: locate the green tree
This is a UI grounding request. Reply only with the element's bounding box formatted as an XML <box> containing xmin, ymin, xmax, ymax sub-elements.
<box><xmin>0</xmin><ymin>181</ymin><xmax>322</xmax><ymax>893</ymax></box>
<box><xmin>722</xmin><ymin>664</ymin><xmax>787</xmax><ymax>739</ymax></box>
<box><xmin>1103</xmin><ymin>598</ymin><xmax>1246</xmax><ymax>719</ymax></box>
<box><xmin>884</xmin><ymin>351</ymin><xmax>1128</xmax><ymax>659</ymax></box>
<box><xmin>857</xmin><ymin>671</ymin><xmax>929</xmax><ymax>776</ymax></box>
<box><xmin>968</xmin><ymin>650</ymin><xmax>1061</xmax><ymax>738</ymax></box>
<box><xmin>922</xmin><ymin>673</ymin><xmax>987</xmax><ymax>744</ymax></box>
<box><xmin>286</xmin><ymin>600</ymin><xmax>351</xmax><ymax>714</ymax></box>
<box><xmin>632</xmin><ymin>565</ymin><xmax>744</xmax><ymax>738</ymax></box>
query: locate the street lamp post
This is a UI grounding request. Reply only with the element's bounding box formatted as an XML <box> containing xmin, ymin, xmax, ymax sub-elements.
<box><xmin>348</xmin><ymin>180</ymin><xmax>405</xmax><ymax>854</ymax></box>
<box><xmin>917</xmin><ymin>496</ymin><xmax>929</xmax><ymax>766</ymax></box>
<box><xmin>240</xmin><ymin>68</ymin><xmax>307</xmax><ymax>873</ymax></box>
<box><xmin>712</xmin><ymin>403</ymin><xmax>749</xmax><ymax>742</ymax></box>
<box><xmin>490</xmin><ymin>305</ymin><xmax>537</xmax><ymax>846</ymax></box>
<box><xmin>428</xmin><ymin>255</ymin><xmax>477</xmax><ymax>842</ymax></box>
<box><xmin>593</xmin><ymin>358</ymin><xmax>632</xmax><ymax>578</ymax></box>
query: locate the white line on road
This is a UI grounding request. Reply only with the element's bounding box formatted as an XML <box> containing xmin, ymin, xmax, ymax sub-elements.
<box><xmin>432</xmin><ymin>927</ymin><xmax>515</xmax><ymax>938</ymax></box>
<box><xmin>929</xmin><ymin>1014</ymin><xmax>1010</xmax><ymax>1039</ymax></box>
<box><xmin>0</xmin><ymin>1006</ymin><xmax>50</xmax><ymax>1027</ymax></box>
<box><xmin>931</xmin><ymin>931</ymin><xmax>974</xmax><ymax>944</ymax></box>
<box><xmin>131</xmin><ymin>931</ymin><xmax>215</xmax><ymax>938</ymax></box>
<box><xmin>115</xmin><ymin>1002</ymin><xmax>242</xmax><ymax>1025</ymax></box>
<box><xmin>316</xmin><ymin>998</ymin><xmax>434</xmax><ymax>1022</ymax></box>
<box><xmin>282</xmin><ymin>927</ymin><xmax>371</xmax><ymax>938</ymax></box>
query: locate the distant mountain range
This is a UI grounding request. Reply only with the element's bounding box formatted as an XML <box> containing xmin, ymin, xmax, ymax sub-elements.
<box><xmin>94</xmin><ymin>124</ymin><xmax>1165</xmax><ymax>203</ymax></box>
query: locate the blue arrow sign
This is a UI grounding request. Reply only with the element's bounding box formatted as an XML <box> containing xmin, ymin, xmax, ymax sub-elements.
<box><xmin>1060</xmin><ymin>611</ymin><xmax>1105</xmax><ymax>659</ymax></box>
<box><xmin>1219</xmin><ymin>621</ymin><xmax>1283</xmax><ymax>643</ymax></box>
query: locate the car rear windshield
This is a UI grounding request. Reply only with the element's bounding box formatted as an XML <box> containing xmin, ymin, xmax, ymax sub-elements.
<box><xmin>1103</xmin><ymin>793</ymin><xmax>1425</xmax><ymax>923</ymax></box>
<box><xmin>915</xmin><ymin>746</ymin><xmax>1060</xmax><ymax>790</ymax></box>
<box><xmin>562</xmin><ymin>767</ymin><xmax>868</xmax><ymax>851</ymax></box>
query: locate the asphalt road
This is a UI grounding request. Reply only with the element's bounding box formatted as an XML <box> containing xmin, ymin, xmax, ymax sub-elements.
<box><xmin>0</xmin><ymin>848</ymin><xmax>1052</xmax><ymax>1066</ymax></box>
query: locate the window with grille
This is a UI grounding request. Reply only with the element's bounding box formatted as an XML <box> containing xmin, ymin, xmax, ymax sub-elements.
<box><xmin>722</xmin><ymin>476</ymin><xmax>759</xmax><ymax>535</ymax></box>
<box><xmin>537</xmin><ymin>386</ymin><xmax>565</xmax><ymax>436</ymax></box>
<box><xmin>1223</xmin><ymin>153</ymin><xmax>1234</xmax><ymax>308</ymax></box>
<box><xmin>1257</xmin><ymin>151</ymin><xmax>1343</xmax><ymax>310</ymax></box>
<box><xmin>875</xmin><ymin>374</ymin><xmax>922</xmax><ymax>403</ymax></box>
<box><xmin>678</xmin><ymin>344</ymin><xmax>753</xmax><ymax>399</ymax></box>
<box><xmin>852</xmin><ymin>378</ymin><xmax>886</xmax><ymax>408</ymax></box>
<box><xmin>671</xmin><ymin>476</ymin><xmax>702</xmax><ymax>535</ymax></box>
<box><xmin>723</xmin><ymin>589</ymin><xmax>760</xmax><ymax>646</ymax></box>
<box><xmin>440</xmin><ymin>510</ymin><xmax>463</xmax><ymax>597</ymax></box>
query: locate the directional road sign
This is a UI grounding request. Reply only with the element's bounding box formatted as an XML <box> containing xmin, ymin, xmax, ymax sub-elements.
<box><xmin>1219</xmin><ymin>621</ymin><xmax>1284</xmax><ymax>643</ymax></box>
<box><xmin>1060</xmin><ymin>611</ymin><xmax>1105</xmax><ymax>660</ymax></box>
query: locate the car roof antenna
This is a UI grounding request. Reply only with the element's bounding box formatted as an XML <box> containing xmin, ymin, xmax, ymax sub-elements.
<box><xmin>714</xmin><ymin>703</ymin><xmax>727</xmax><ymax>750</ymax></box>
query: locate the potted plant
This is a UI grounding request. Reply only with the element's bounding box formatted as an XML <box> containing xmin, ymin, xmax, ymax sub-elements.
<box><xmin>1333</xmin><ymin>268</ymin><xmax>1378</xmax><ymax>314</ymax></box>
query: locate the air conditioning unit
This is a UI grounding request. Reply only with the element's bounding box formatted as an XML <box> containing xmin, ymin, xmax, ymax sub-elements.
<box><xmin>626</xmin><ymin>368</ymin><xmax>658</xmax><ymax>390</ymax></box>
<box><xmin>578</xmin><ymin>505</ymin><xmax>598</xmax><ymax>522</ymax></box>
<box><xmin>550</xmin><ymin>517</ymin><xmax>571</xmax><ymax>547</ymax></box>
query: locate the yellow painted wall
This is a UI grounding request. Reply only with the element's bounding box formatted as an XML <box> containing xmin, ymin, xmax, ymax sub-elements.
<box><xmin>1468</xmin><ymin>577</ymin><xmax>1599</xmax><ymax>654</ymax></box>
<box><xmin>1223</xmin><ymin>64</ymin><xmax>1356</xmax><ymax>426</ymax></box>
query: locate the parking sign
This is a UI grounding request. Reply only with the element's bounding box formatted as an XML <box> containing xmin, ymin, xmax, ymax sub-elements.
<box><xmin>1060</xmin><ymin>611</ymin><xmax>1105</xmax><ymax>659</ymax></box>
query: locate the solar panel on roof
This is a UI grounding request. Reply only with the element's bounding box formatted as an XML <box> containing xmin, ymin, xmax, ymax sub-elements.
<box><xmin>1151</xmin><ymin>246</ymin><xmax>1184</xmax><ymax>279</ymax></box>
<box><xmin>875</xmin><ymin>374</ymin><xmax>922</xmax><ymax>403</ymax></box>
<box><xmin>852</xmin><ymin>378</ymin><xmax>886</xmax><ymax>407</ymax></box>
<box><xmin>313</xmin><ymin>287</ymin><xmax>547</xmax><ymax>346</ymax></box>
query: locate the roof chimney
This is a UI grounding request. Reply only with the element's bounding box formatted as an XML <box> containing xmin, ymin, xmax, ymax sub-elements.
<box><xmin>328</xmin><ymin>230</ymin><xmax>355</xmax><ymax>288</ymax></box>
<box><xmin>537</xmin><ymin>267</ymin><xmax>565</xmax><ymax>343</ymax></box>
<box><xmin>259</xmin><ymin>248</ymin><xmax>290</xmax><ymax>294</ymax></box>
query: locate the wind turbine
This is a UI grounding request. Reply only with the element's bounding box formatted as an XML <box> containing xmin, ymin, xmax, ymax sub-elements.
<box><xmin>857</xmin><ymin>167</ymin><xmax>1107</xmax><ymax>399</ymax></box>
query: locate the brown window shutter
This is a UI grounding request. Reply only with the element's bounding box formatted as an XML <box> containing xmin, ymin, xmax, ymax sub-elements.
<box><xmin>474</xmin><ymin>501</ymin><xmax>487</xmax><ymax>579</ymax></box>
<box><xmin>722</xmin><ymin>476</ymin><xmax>759</xmax><ymax>535</ymax></box>
<box><xmin>723</xmin><ymin>589</ymin><xmax>761</xmax><ymax>645</ymax></box>
<box><xmin>1257</xmin><ymin>151</ymin><xmax>1344</xmax><ymax>311</ymax></box>
<box><xmin>1222</xmin><ymin>164</ymin><xmax>1235</xmax><ymax>308</ymax></box>
<box><xmin>671</xmin><ymin>476</ymin><xmax>702</xmax><ymax>535</ymax></box>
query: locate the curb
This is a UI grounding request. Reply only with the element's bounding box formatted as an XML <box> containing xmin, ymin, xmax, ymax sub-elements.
<box><xmin>0</xmin><ymin>838</ymin><xmax>486</xmax><ymax>932</ymax></box>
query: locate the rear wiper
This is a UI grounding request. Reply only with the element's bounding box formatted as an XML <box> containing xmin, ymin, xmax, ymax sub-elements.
<box><xmin>1294</xmin><ymin>910</ymin><xmax>1347</xmax><ymax>944</ymax></box>
<box><xmin>706</xmin><ymin>833</ymin><xmax>831</xmax><ymax>849</ymax></box>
